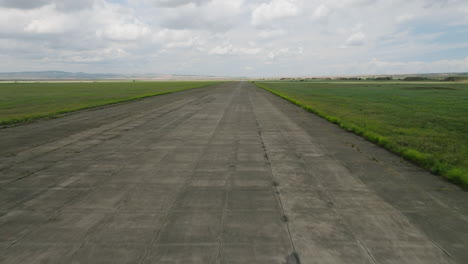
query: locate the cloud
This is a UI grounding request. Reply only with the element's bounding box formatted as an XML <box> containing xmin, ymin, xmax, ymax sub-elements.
<box><xmin>97</xmin><ymin>22</ymin><xmax>150</xmax><ymax>41</ymax></box>
<box><xmin>1</xmin><ymin>0</ymin><xmax>468</xmax><ymax>76</ymax></box>
<box><xmin>25</xmin><ymin>18</ymin><xmax>68</xmax><ymax>34</ymax></box>
<box><xmin>251</xmin><ymin>0</ymin><xmax>300</xmax><ymax>26</ymax></box>
<box><xmin>345</xmin><ymin>32</ymin><xmax>366</xmax><ymax>46</ymax></box>
<box><xmin>156</xmin><ymin>0</ymin><xmax>244</xmax><ymax>32</ymax></box>
<box><xmin>153</xmin><ymin>29</ymin><xmax>205</xmax><ymax>48</ymax></box>
<box><xmin>339</xmin><ymin>0</ymin><xmax>378</xmax><ymax>7</ymax></box>
<box><xmin>21</xmin><ymin>5</ymin><xmax>77</xmax><ymax>34</ymax></box>
<box><xmin>267</xmin><ymin>47</ymin><xmax>303</xmax><ymax>60</ymax></box>
<box><xmin>396</xmin><ymin>13</ymin><xmax>414</xmax><ymax>23</ymax></box>
<box><xmin>0</xmin><ymin>4</ymin><xmax>80</xmax><ymax>35</ymax></box>
<box><xmin>209</xmin><ymin>43</ymin><xmax>261</xmax><ymax>56</ymax></box>
<box><xmin>149</xmin><ymin>0</ymin><xmax>211</xmax><ymax>7</ymax></box>
<box><xmin>66</xmin><ymin>47</ymin><xmax>129</xmax><ymax>62</ymax></box>
<box><xmin>365</xmin><ymin>57</ymin><xmax>468</xmax><ymax>74</ymax></box>
<box><xmin>209</xmin><ymin>44</ymin><xmax>236</xmax><ymax>55</ymax></box>
<box><xmin>0</xmin><ymin>0</ymin><xmax>49</xmax><ymax>9</ymax></box>
<box><xmin>0</xmin><ymin>0</ymin><xmax>95</xmax><ymax>11</ymax></box>
<box><xmin>313</xmin><ymin>4</ymin><xmax>330</xmax><ymax>19</ymax></box>
<box><xmin>259</xmin><ymin>29</ymin><xmax>286</xmax><ymax>38</ymax></box>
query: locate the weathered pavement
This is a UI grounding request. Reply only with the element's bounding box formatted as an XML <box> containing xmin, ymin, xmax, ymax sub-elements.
<box><xmin>0</xmin><ymin>81</ymin><xmax>467</xmax><ymax>264</ymax></box>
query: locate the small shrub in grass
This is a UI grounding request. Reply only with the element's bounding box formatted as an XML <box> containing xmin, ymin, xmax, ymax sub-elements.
<box><xmin>445</xmin><ymin>168</ymin><xmax>468</xmax><ymax>187</ymax></box>
<box><xmin>402</xmin><ymin>149</ymin><xmax>428</xmax><ymax>164</ymax></box>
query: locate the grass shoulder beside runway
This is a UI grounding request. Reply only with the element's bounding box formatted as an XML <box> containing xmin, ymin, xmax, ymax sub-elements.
<box><xmin>254</xmin><ymin>81</ymin><xmax>468</xmax><ymax>187</ymax></box>
<box><xmin>0</xmin><ymin>81</ymin><xmax>221</xmax><ymax>126</ymax></box>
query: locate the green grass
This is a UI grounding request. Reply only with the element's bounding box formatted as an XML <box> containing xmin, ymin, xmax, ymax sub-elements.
<box><xmin>254</xmin><ymin>81</ymin><xmax>468</xmax><ymax>187</ymax></box>
<box><xmin>0</xmin><ymin>81</ymin><xmax>221</xmax><ymax>126</ymax></box>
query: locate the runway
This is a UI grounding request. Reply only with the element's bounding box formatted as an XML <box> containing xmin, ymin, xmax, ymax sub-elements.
<box><xmin>0</xmin><ymin>82</ymin><xmax>466</xmax><ymax>263</ymax></box>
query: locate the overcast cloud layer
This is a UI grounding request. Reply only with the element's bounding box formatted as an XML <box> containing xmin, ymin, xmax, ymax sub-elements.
<box><xmin>0</xmin><ymin>0</ymin><xmax>467</xmax><ymax>77</ymax></box>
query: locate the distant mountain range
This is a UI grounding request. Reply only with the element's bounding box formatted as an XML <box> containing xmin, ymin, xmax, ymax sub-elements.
<box><xmin>0</xmin><ymin>71</ymin><xmax>231</xmax><ymax>80</ymax></box>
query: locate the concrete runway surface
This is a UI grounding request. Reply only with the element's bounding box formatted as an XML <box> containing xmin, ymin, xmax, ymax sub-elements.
<box><xmin>0</xmin><ymin>82</ymin><xmax>467</xmax><ymax>263</ymax></box>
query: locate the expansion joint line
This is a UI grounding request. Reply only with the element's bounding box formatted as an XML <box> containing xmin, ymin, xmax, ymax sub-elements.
<box><xmin>137</xmin><ymin>93</ymin><xmax>225</xmax><ymax>264</ymax></box>
<box><xmin>215</xmin><ymin>82</ymin><xmax>240</xmax><ymax>264</ymax></box>
<box><xmin>248</xmin><ymin>86</ymin><xmax>301</xmax><ymax>264</ymax></box>
<box><xmin>259</xmin><ymin>90</ymin><xmax>378</xmax><ymax>263</ymax></box>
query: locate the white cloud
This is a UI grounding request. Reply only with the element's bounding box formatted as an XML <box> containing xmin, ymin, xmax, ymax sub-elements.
<box><xmin>313</xmin><ymin>4</ymin><xmax>330</xmax><ymax>19</ymax></box>
<box><xmin>49</xmin><ymin>46</ymin><xmax>130</xmax><ymax>63</ymax></box>
<box><xmin>22</xmin><ymin>6</ymin><xmax>74</xmax><ymax>34</ymax></box>
<box><xmin>239</xmin><ymin>47</ymin><xmax>262</xmax><ymax>55</ymax></box>
<box><xmin>396</xmin><ymin>13</ymin><xmax>414</xmax><ymax>23</ymax></box>
<box><xmin>97</xmin><ymin>22</ymin><xmax>150</xmax><ymax>41</ymax></box>
<box><xmin>25</xmin><ymin>18</ymin><xmax>67</xmax><ymax>34</ymax></box>
<box><xmin>251</xmin><ymin>0</ymin><xmax>300</xmax><ymax>26</ymax></box>
<box><xmin>153</xmin><ymin>29</ymin><xmax>205</xmax><ymax>48</ymax></box>
<box><xmin>147</xmin><ymin>0</ymin><xmax>211</xmax><ymax>7</ymax></box>
<box><xmin>345</xmin><ymin>32</ymin><xmax>366</xmax><ymax>46</ymax></box>
<box><xmin>209</xmin><ymin>43</ymin><xmax>261</xmax><ymax>56</ymax></box>
<box><xmin>209</xmin><ymin>44</ymin><xmax>236</xmax><ymax>55</ymax></box>
<box><xmin>267</xmin><ymin>47</ymin><xmax>303</xmax><ymax>60</ymax></box>
<box><xmin>259</xmin><ymin>29</ymin><xmax>286</xmax><ymax>38</ymax></box>
<box><xmin>339</xmin><ymin>0</ymin><xmax>378</xmax><ymax>7</ymax></box>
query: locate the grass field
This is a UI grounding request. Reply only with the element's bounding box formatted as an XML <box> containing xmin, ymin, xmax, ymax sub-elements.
<box><xmin>0</xmin><ymin>81</ymin><xmax>221</xmax><ymax>126</ymax></box>
<box><xmin>254</xmin><ymin>81</ymin><xmax>468</xmax><ymax>187</ymax></box>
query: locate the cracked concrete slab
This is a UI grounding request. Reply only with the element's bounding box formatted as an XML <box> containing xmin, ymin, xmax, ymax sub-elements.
<box><xmin>0</xmin><ymin>82</ymin><xmax>466</xmax><ymax>263</ymax></box>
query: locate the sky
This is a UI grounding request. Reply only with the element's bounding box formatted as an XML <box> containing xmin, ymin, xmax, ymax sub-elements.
<box><xmin>0</xmin><ymin>0</ymin><xmax>467</xmax><ymax>77</ymax></box>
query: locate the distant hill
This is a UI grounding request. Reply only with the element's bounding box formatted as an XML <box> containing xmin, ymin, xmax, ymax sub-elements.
<box><xmin>0</xmin><ymin>71</ymin><xmax>233</xmax><ymax>80</ymax></box>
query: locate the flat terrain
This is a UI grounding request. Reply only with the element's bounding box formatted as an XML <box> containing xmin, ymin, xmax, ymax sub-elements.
<box><xmin>0</xmin><ymin>82</ymin><xmax>467</xmax><ymax>263</ymax></box>
<box><xmin>0</xmin><ymin>81</ymin><xmax>220</xmax><ymax>125</ymax></box>
<box><xmin>255</xmin><ymin>81</ymin><xmax>468</xmax><ymax>186</ymax></box>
